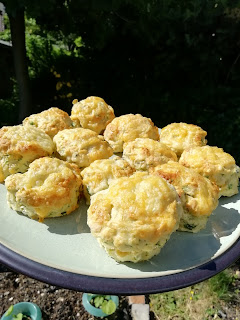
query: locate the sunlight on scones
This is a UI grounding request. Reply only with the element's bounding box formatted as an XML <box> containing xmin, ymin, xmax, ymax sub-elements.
<box><xmin>0</xmin><ymin>125</ymin><xmax>54</xmax><ymax>182</ymax></box>
<box><xmin>23</xmin><ymin>107</ymin><xmax>73</xmax><ymax>138</ymax></box>
<box><xmin>103</xmin><ymin>114</ymin><xmax>160</xmax><ymax>153</ymax></box>
<box><xmin>160</xmin><ymin>122</ymin><xmax>207</xmax><ymax>157</ymax></box>
<box><xmin>150</xmin><ymin>161</ymin><xmax>219</xmax><ymax>233</ymax></box>
<box><xmin>87</xmin><ymin>172</ymin><xmax>183</xmax><ymax>263</ymax></box>
<box><xmin>123</xmin><ymin>138</ymin><xmax>177</xmax><ymax>171</ymax></box>
<box><xmin>71</xmin><ymin>96</ymin><xmax>115</xmax><ymax>134</ymax></box>
<box><xmin>81</xmin><ymin>156</ymin><xmax>135</xmax><ymax>204</ymax></box>
<box><xmin>179</xmin><ymin>146</ymin><xmax>240</xmax><ymax>198</ymax></box>
<box><xmin>5</xmin><ymin>157</ymin><xmax>82</xmax><ymax>221</ymax></box>
<box><xmin>53</xmin><ymin>127</ymin><xmax>113</xmax><ymax>168</ymax></box>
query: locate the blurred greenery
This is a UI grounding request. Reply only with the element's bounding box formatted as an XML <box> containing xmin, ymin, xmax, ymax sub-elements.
<box><xmin>1</xmin><ymin>0</ymin><xmax>240</xmax><ymax>162</ymax></box>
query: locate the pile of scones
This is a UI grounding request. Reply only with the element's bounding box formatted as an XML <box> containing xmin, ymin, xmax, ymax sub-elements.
<box><xmin>0</xmin><ymin>96</ymin><xmax>239</xmax><ymax>263</ymax></box>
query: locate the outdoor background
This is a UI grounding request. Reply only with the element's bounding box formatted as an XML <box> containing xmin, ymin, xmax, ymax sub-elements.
<box><xmin>1</xmin><ymin>0</ymin><xmax>240</xmax><ymax>163</ymax></box>
<box><xmin>1</xmin><ymin>1</ymin><xmax>240</xmax><ymax>319</ymax></box>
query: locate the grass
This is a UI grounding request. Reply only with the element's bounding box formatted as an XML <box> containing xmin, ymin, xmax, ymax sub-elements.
<box><xmin>149</xmin><ymin>268</ymin><xmax>238</xmax><ymax>320</ymax></box>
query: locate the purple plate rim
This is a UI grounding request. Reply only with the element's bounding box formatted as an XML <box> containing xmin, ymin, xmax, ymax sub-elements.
<box><xmin>0</xmin><ymin>238</ymin><xmax>240</xmax><ymax>295</ymax></box>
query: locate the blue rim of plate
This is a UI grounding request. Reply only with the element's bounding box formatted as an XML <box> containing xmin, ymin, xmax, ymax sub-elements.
<box><xmin>0</xmin><ymin>238</ymin><xmax>240</xmax><ymax>295</ymax></box>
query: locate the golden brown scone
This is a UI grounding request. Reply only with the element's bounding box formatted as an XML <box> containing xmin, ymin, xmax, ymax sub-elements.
<box><xmin>5</xmin><ymin>157</ymin><xmax>82</xmax><ymax>221</ymax></box>
<box><xmin>0</xmin><ymin>125</ymin><xmax>54</xmax><ymax>182</ymax></box>
<box><xmin>123</xmin><ymin>138</ymin><xmax>177</xmax><ymax>171</ymax></box>
<box><xmin>23</xmin><ymin>107</ymin><xmax>73</xmax><ymax>138</ymax></box>
<box><xmin>179</xmin><ymin>146</ymin><xmax>240</xmax><ymax>198</ymax></box>
<box><xmin>70</xmin><ymin>96</ymin><xmax>115</xmax><ymax>134</ymax></box>
<box><xmin>160</xmin><ymin>122</ymin><xmax>207</xmax><ymax>157</ymax></box>
<box><xmin>150</xmin><ymin>161</ymin><xmax>219</xmax><ymax>233</ymax></box>
<box><xmin>53</xmin><ymin>128</ymin><xmax>113</xmax><ymax>168</ymax></box>
<box><xmin>81</xmin><ymin>156</ymin><xmax>135</xmax><ymax>204</ymax></box>
<box><xmin>103</xmin><ymin>114</ymin><xmax>160</xmax><ymax>153</ymax></box>
<box><xmin>87</xmin><ymin>172</ymin><xmax>183</xmax><ymax>263</ymax></box>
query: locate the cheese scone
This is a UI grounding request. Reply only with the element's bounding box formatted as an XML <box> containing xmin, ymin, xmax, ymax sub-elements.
<box><xmin>104</xmin><ymin>114</ymin><xmax>160</xmax><ymax>153</ymax></box>
<box><xmin>53</xmin><ymin>128</ymin><xmax>113</xmax><ymax>168</ymax></box>
<box><xmin>23</xmin><ymin>107</ymin><xmax>73</xmax><ymax>138</ymax></box>
<box><xmin>5</xmin><ymin>157</ymin><xmax>82</xmax><ymax>221</ymax></box>
<box><xmin>160</xmin><ymin>122</ymin><xmax>207</xmax><ymax>157</ymax></box>
<box><xmin>87</xmin><ymin>172</ymin><xmax>183</xmax><ymax>263</ymax></box>
<box><xmin>179</xmin><ymin>146</ymin><xmax>240</xmax><ymax>198</ymax></box>
<box><xmin>150</xmin><ymin>162</ymin><xmax>219</xmax><ymax>233</ymax></box>
<box><xmin>81</xmin><ymin>156</ymin><xmax>135</xmax><ymax>204</ymax></box>
<box><xmin>0</xmin><ymin>125</ymin><xmax>54</xmax><ymax>182</ymax></box>
<box><xmin>123</xmin><ymin>138</ymin><xmax>177</xmax><ymax>171</ymax></box>
<box><xmin>70</xmin><ymin>96</ymin><xmax>115</xmax><ymax>134</ymax></box>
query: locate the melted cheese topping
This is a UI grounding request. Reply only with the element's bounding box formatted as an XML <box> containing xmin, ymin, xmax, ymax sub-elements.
<box><xmin>23</xmin><ymin>107</ymin><xmax>73</xmax><ymax>138</ymax></box>
<box><xmin>150</xmin><ymin>161</ymin><xmax>219</xmax><ymax>233</ymax></box>
<box><xmin>71</xmin><ymin>96</ymin><xmax>115</xmax><ymax>134</ymax></box>
<box><xmin>104</xmin><ymin>114</ymin><xmax>160</xmax><ymax>153</ymax></box>
<box><xmin>160</xmin><ymin>122</ymin><xmax>207</xmax><ymax>156</ymax></box>
<box><xmin>123</xmin><ymin>138</ymin><xmax>177</xmax><ymax>171</ymax></box>
<box><xmin>87</xmin><ymin>172</ymin><xmax>183</xmax><ymax>262</ymax></box>
<box><xmin>0</xmin><ymin>125</ymin><xmax>54</xmax><ymax>182</ymax></box>
<box><xmin>179</xmin><ymin>146</ymin><xmax>240</xmax><ymax>197</ymax></box>
<box><xmin>5</xmin><ymin>157</ymin><xmax>82</xmax><ymax>220</ymax></box>
<box><xmin>81</xmin><ymin>156</ymin><xmax>135</xmax><ymax>204</ymax></box>
<box><xmin>53</xmin><ymin>128</ymin><xmax>113</xmax><ymax>168</ymax></box>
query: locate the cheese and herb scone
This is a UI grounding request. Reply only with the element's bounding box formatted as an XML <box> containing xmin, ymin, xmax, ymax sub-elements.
<box><xmin>103</xmin><ymin>114</ymin><xmax>160</xmax><ymax>153</ymax></box>
<box><xmin>122</xmin><ymin>138</ymin><xmax>177</xmax><ymax>171</ymax></box>
<box><xmin>150</xmin><ymin>161</ymin><xmax>219</xmax><ymax>233</ymax></box>
<box><xmin>160</xmin><ymin>122</ymin><xmax>207</xmax><ymax>157</ymax></box>
<box><xmin>179</xmin><ymin>146</ymin><xmax>240</xmax><ymax>198</ymax></box>
<box><xmin>53</xmin><ymin>128</ymin><xmax>113</xmax><ymax>168</ymax></box>
<box><xmin>71</xmin><ymin>96</ymin><xmax>115</xmax><ymax>134</ymax></box>
<box><xmin>23</xmin><ymin>107</ymin><xmax>73</xmax><ymax>138</ymax></box>
<box><xmin>87</xmin><ymin>172</ymin><xmax>183</xmax><ymax>263</ymax></box>
<box><xmin>0</xmin><ymin>125</ymin><xmax>54</xmax><ymax>182</ymax></box>
<box><xmin>81</xmin><ymin>156</ymin><xmax>135</xmax><ymax>204</ymax></box>
<box><xmin>5</xmin><ymin>157</ymin><xmax>82</xmax><ymax>221</ymax></box>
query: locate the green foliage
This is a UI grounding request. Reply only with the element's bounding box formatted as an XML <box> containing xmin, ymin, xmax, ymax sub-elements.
<box><xmin>1</xmin><ymin>0</ymin><xmax>240</xmax><ymax>165</ymax></box>
<box><xmin>90</xmin><ymin>295</ymin><xmax>117</xmax><ymax>315</ymax></box>
<box><xmin>150</xmin><ymin>270</ymin><xmax>236</xmax><ymax>319</ymax></box>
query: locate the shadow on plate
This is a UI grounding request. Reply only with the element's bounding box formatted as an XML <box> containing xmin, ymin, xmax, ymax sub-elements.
<box><xmin>121</xmin><ymin>203</ymin><xmax>240</xmax><ymax>274</ymax></box>
<box><xmin>44</xmin><ymin>200</ymin><xmax>90</xmax><ymax>235</ymax></box>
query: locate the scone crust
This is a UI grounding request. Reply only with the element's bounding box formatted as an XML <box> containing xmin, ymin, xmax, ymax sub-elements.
<box><xmin>87</xmin><ymin>172</ymin><xmax>182</xmax><ymax>262</ymax></box>
<box><xmin>150</xmin><ymin>161</ymin><xmax>219</xmax><ymax>232</ymax></box>
<box><xmin>0</xmin><ymin>125</ymin><xmax>54</xmax><ymax>182</ymax></box>
<box><xmin>71</xmin><ymin>96</ymin><xmax>115</xmax><ymax>134</ymax></box>
<box><xmin>160</xmin><ymin>122</ymin><xmax>207</xmax><ymax>156</ymax></box>
<box><xmin>5</xmin><ymin>157</ymin><xmax>82</xmax><ymax>220</ymax></box>
<box><xmin>23</xmin><ymin>107</ymin><xmax>73</xmax><ymax>138</ymax></box>
<box><xmin>103</xmin><ymin>114</ymin><xmax>160</xmax><ymax>153</ymax></box>
<box><xmin>81</xmin><ymin>156</ymin><xmax>135</xmax><ymax>204</ymax></box>
<box><xmin>123</xmin><ymin>138</ymin><xmax>177</xmax><ymax>171</ymax></box>
<box><xmin>53</xmin><ymin>128</ymin><xmax>113</xmax><ymax>168</ymax></box>
<box><xmin>179</xmin><ymin>146</ymin><xmax>239</xmax><ymax>197</ymax></box>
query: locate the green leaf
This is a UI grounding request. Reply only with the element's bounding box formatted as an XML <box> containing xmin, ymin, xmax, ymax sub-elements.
<box><xmin>5</xmin><ymin>305</ymin><xmax>14</xmax><ymax>316</ymax></box>
<box><xmin>101</xmin><ymin>300</ymin><xmax>116</xmax><ymax>315</ymax></box>
<box><xmin>93</xmin><ymin>296</ymin><xmax>104</xmax><ymax>308</ymax></box>
<box><xmin>13</xmin><ymin>314</ymin><xmax>23</xmax><ymax>320</ymax></box>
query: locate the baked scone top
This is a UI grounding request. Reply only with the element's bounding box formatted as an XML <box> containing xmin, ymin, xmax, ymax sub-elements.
<box><xmin>103</xmin><ymin>114</ymin><xmax>160</xmax><ymax>153</ymax></box>
<box><xmin>5</xmin><ymin>157</ymin><xmax>82</xmax><ymax>220</ymax></box>
<box><xmin>71</xmin><ymin>96</ymin><xmax>115</xmax><ymax>134</ymax></box>
<box><xmin>160</xmin><ymin>122</ymin><xmax>207</xmax><ymax>156</ymax></box>
<box><xmin>150</xmin><ymin>161</ymin><xmax>219</xmax><ymax>217</ymax></box>
<box><xmin>0</xmin><ymin>125</ymin><xmax>54</xmax><ymax>157</ymax></box>
<box><xmin>87</xmin><ymin>171</ymin><xmax>182</xmax><ymax>262</ymax></box>
<box><xmin>179</xmin><ymin>145</ymin><xmax>240</xmax><ymax>197</ymax></box>
<box><xmin>123</xmin><ymin>138</ymin><xmax>177</xmax><ymax>171</ymax></box>
<box><xmin>81</xmin><ymin>156</ymin><xmax>135</xmax><ymax>203</ymax></box>
<box><xmin>23</xmin><ymin>107</ymin><xmax>73</xmax><ymax>138</ymax></box>
<box><xmin>53</xmin><ymin>127</ymin><xmax>113</xmax><ymax>168</ymax></box>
